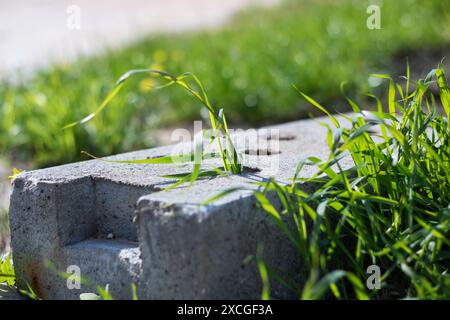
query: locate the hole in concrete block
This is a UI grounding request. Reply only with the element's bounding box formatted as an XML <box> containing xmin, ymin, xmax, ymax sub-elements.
<box><xmin>145</xmin><ymin>155</ymin><xmax>164</xmax><ymax>160</ymax></box>
<box><xmin>265</xmin><ymin>133</ymin><xmax>296</xmax><ymax>141</ymax></box>
<box><xmin>241</xmin><ymin>166</ymin><xmax>261</xmax><ymax>174</ymax></box>
<box><xmin>243</xmin><ymin>148</ymin><xmax>281</xmax><ymax>156</ymax></box>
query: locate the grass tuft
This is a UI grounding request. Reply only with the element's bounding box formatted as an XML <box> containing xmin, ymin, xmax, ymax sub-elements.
<box><xmin>67</xmin><ymin>69</ymin><xmax>243</xmax><ymax>187</ymax></box>
<box><xmin>245</xmin><ymin>64</ymin><xmax>450</xmax><ymax>299</ymax></box>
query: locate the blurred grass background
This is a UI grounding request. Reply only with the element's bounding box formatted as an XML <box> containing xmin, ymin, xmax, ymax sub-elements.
<box><xmin>0</xmin><ymin>0</ymin><xmax>449</xmax><ymax>168</ymax></box>
<box><xmin>0</xmin><ymin>209</ymin><xmax>9</xmax><ymax>252</ymax></box>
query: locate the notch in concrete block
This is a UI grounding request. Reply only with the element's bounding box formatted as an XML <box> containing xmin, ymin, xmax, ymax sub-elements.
<box><xmin>8</xmin><ymin>161</ymin><xmax>164</xmax><ymax>299</ymax></box>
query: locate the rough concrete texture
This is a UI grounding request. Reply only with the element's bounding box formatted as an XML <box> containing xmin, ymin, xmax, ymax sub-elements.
<box><xmin>9</xmin><ymin>115</ymin><xmax>356</xmax><ymax>299</ymax></box>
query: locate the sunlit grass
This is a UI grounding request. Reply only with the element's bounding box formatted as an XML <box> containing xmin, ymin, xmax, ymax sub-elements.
<box><xmin>0</xmin><ymin>250</ymin><xmax>14</xmax><ymax>287</ymax></box>
<box><xmin>246</xmin><ymin>64</ymin><xmax>450</xmax><ymax>299</ymax></box>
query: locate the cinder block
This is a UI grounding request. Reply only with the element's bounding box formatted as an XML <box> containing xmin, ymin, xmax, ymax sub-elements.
<box><xmin>8</xmin><ymin>115</ymin><xmax>353</xmax><ymax>299</ymax></box>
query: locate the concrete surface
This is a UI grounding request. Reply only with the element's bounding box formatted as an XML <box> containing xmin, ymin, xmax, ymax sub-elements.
<box><xmin>8</xmin><ymin>115</ymin><xmax>356</xmax><ymax>299</ymax></box>
<box><xmin>0</xmin><ymin>0</ymin><xmax>278</xmax><ymax>76</ymax></box>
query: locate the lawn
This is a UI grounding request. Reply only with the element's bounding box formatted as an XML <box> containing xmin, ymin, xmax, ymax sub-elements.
<box><xmin>0</xmin><ymin>0</ymin><xmax>449</xmax><ymax>167</ymax></box>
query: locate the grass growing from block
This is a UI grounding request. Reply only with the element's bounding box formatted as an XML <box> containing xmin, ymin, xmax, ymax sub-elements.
<box><xmin>67</xmin><ymin>69</ymin><xmax>243</xmax><ymax>186</ymax></box>
<box><xmin>0</xmin><ymin>252</ymin><xmax>14</xmax><ymax>287</ymax></box>
<box><xmin>246</xmin><ymin>65</ymin><xmax>450</xmax><ymax>299</ymax></box>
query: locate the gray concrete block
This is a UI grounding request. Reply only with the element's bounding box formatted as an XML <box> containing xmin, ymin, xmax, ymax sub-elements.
<box><xmin>8</xmin><ymin>115</ymin><xmax>355</xmax><ymax>299</ymax></box>
<box><xmin>137</xmin><ymin>195</ymin><xmax>302</xmax><ymax>299</ymax></box>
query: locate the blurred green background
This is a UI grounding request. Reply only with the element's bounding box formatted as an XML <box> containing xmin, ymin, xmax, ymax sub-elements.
<box><xmin>0</xmin><ymin>0</ymin><xmax>449</xmax><ymax>168</ymax></box>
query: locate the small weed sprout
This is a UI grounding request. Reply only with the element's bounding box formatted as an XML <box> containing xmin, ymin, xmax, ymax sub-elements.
<box><xmin>65</xmin><ymin>69</ymin><xmax>243</xmax><ymax>187</ymax></box>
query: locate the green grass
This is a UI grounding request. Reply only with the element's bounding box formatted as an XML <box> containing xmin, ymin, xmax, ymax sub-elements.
<box><xmin>248</xmin><ymin>64</ymin><xmax>450</xmax><ymax>299</ymax></box>
<box><xmin>0</xmin><ymin>247</ymin><xmax>14</xmax><ymax>287</ymax></box>
<box><xmin>0</xmin><ymin>0</ymin><xmax>449</xmax><ymax>167</ymax></box>
<box><xmin>73</xmin><ymin>69</ymin><xmax>244</xmax><ymax>184</ymax></box>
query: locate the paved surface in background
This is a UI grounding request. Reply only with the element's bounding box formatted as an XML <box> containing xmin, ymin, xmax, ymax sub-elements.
<box><xmin>0</xmin><ymin>0</ymin><xmax>278</xmax><ymax>76</ymax></box>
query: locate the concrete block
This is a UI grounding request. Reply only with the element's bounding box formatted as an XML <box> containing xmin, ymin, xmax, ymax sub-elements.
<box><xmin>8</xmin><ymin>115</ymin><xmax>354</xmax><ymax>299</ymax></box>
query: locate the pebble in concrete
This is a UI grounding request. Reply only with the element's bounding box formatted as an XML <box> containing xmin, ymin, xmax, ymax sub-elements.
<box><xmin>8</xmin><ymin>115</ymin><xmax>354</xmax><ymax>299</ymax></box>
